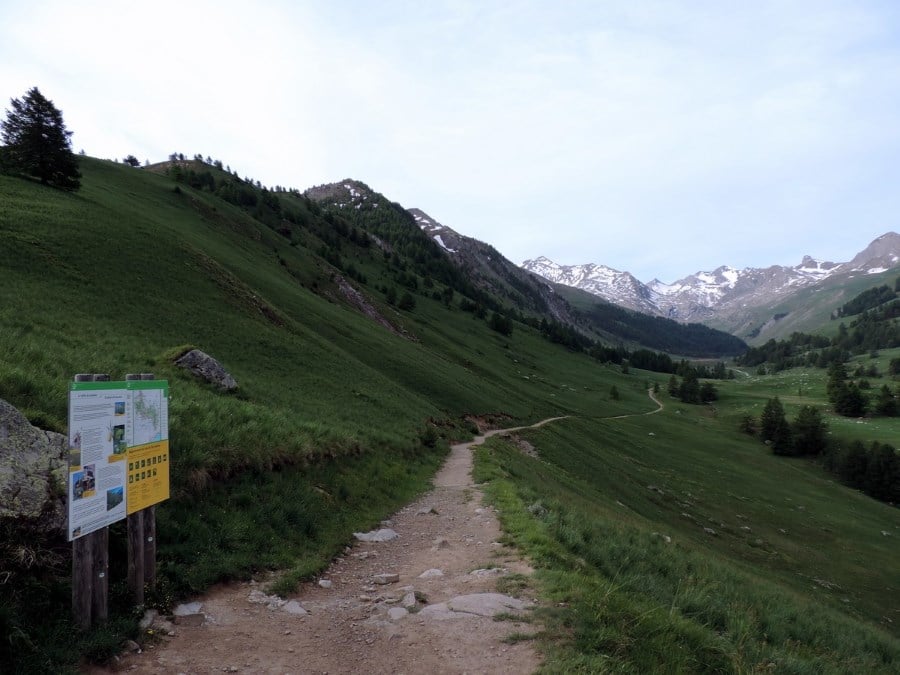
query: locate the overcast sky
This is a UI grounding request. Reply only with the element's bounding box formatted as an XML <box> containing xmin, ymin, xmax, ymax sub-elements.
<box><xmin>2</xmin><ymin>1</ymin><xmax>899</xmax><ymax>282</ymax></box>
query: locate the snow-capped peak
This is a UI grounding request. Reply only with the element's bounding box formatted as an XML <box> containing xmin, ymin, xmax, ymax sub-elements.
<box><xmin>521</xmin><ymin>232</ymin><xmax>899</xmax><ymax>324</ymax></box>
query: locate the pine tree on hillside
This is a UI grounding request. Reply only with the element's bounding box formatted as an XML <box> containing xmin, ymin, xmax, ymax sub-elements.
<box><xmin>761</xmin><ymin>396</ymin><xmax>792</xmax><ymax>454</ymax></box>
<box><xmin>792</xmin><ymin>405</ymin><xmax>828</xmax><ymax>456</ymax></box>
<box><xmin>873</xmin><ymin>385</ymin><xmax>898</xmax><ymax>417</ymax></box>
<box><xmin>1</xmin><ymin>87</ymin><xmax>80</xmax><ymax>190</ymax></box>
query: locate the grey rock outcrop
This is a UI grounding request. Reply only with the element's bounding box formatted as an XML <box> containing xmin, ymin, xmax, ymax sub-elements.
<box><xmin>0</xmin><ymin>398</ymin><xmax>67</xmax><ymax>528</ymax></box>
<box><xmin>174</xmin><ymin>349</ymin><xmax>237</xmax><ymax>390</ymax></box>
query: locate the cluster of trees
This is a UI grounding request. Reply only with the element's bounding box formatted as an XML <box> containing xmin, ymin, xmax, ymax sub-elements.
<box><xmin>822</xmin><ymin>440</ymin><xmax>900</xmax><ymax>502</ymax></box>
<box><xmin>743</xmin><ymin>397</ymin><xmax>899</xmax><ymax>503</ymax></box>
<box><xmin>737</xmin><ymin>332</ymin><xmax>836</xmax><ymax>370</ymax></box>
<box><xmin>589</xmin><ymin>345</ymin><xmax>735</xmax><ymax>379</ymax></box>
<box><xmin>667</xmin><ymin>372</ymin><xmax>718</xmax><ymax>404</ymax></box>
<box><xmin>748</xmin><ymin>397</ymin><xmax>826</xmax><ymax>456</ymax></box>
<box><xmin>827</xmin><ymin>362</ymin><xmax>898</xmax><ymax>418</ymax></box>
<box><xmin>1</xmin><ymin>87</ymin><xmax>80</xmax><ymax>190</ymax></box>
<box><xmin>836</xmin><ymin>284</ymin><xmax>897</xmax><ymax>317</ymax></box>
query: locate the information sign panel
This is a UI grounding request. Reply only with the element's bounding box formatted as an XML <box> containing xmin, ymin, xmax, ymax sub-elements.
<box><xmin>125</xmin><ymin>380</ymin><xmax>170</xmax><ymax>514</ymax></box>
<box><xmin>67</xmin><ymin>381</ymin><xmax>129</xmax><ymax>540</ymax></box>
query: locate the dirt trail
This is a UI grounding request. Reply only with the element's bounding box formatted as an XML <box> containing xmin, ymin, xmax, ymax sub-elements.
<box><xmin>92</xmin><ymin>418</ymin><xmax>567</xmax><ymax>675</ymax></box>
<box><xmin>605</xmin><ymin>388</ymin><xmax>664</xmax><ymax>420</ymax></box>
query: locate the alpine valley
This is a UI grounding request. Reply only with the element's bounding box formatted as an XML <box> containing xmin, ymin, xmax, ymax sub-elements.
<box><xmin>2</xmin><ymin>155</ymin><xmax>899</xmax><ymax>674</ymax></box>
<box><xmin>523</xmin><ymin>232</ymin><xmax>900</xmax><ymax>342</ymax></box>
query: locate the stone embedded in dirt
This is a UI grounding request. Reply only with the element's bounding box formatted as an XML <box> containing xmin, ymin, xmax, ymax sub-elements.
<box><xmin>468</xmin><ymin>568</ymin><xmax>508</xmax><ymax>579</ymax></box>
<box><xmin>373</xmin><ymin>573</ymin><xmax>400</xmax><ymax>585</ymax></box>
<box><xmin>418</xmin><ymin>568</ymin><xmax>444</xmax><ymax>579</ymax></box>
<box><xmin>416</xmin><ymin>505</ymin><xmax>439</xmax><ymax>516</ymax></box>
<box><xmin>282</xmin><ymin>600</ymin><xmax>308</xmax><ymax>616</ymax></box>
<box><xmin>446</xmin><ymin>593</ymin><xmax>531</xmax><ymax>617</ymax></box>
<box><xmin>174</xmin><ymin>613</ymin><xmax>206</xmax><ymax>626</ymax></box>
<box><xmin>431</xmin><ymin>537</ymin><xmax>450</xmax><ymax>550</ymax></box>
<box><xmin>354</xmin><ymin>528</ymin><xmax>399</xmax><ymax>542</ymax></box>
<box><xmin>416</xmin><ymin>594</ymin><xmax>532</xmax><ymax>621</ymax></box>
<box><xmin>318</xmin><ymin>579</ymin><xmax>333</xmax><ymax>589</ymax></box>
<box><xmin>173</xmin><ymin>349</ymin><xmax>237</xmax><ymax>391</ymax></box>
<box><xmin>173</xmin><ymin>602</ymin><xmax>203</xmax><ymax>616</ymax></box>
<box><xmin>388</xmin><ymin>607</ymin><xmax>408</xmax><ymax>621</ymax></box>
<box><xmin>247</xmin><ymin>589</ymin><xmax>286</xmax><ymax>610</ymax></box>
<box><xmin>139</xmin><ymin>609</ymin><xmax>158</xmax><ymax>630</ymax></box>
<box><xmin>123</xmin><ymin>639</ymin><xmax>141</xmax><ymax>653</ymax></box>
<box><xmin>402</xmin><ymin>592</ymin><xmax>417</xmax><ymax>608</ymax></box>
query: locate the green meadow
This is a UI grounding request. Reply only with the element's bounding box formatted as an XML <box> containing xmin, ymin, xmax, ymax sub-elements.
<box><xmin>1</xmin><ymin>158</ymin><xmax>898</xmax><ymax>672</ymax></box>
<box><xmin>475</xmin><ymin>363</ymin><xmax>899</xmax><ymax>672</ymax></box>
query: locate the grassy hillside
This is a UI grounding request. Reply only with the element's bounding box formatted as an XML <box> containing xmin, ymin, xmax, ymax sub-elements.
<box><xmin>1</xmin><ymin>158</ymin><xmax>898</xmax><ymax>672</ymax></box>
<box><xmin>0</xmin><ymin>158</ymin><xmax>648</xmax><ymax>671</ymax></box>
<box><xmin>710</xmin><ymin>268</ymin><xmax>900</xmax><ymax>344</ymax></box>
<box><xmin>475</xmin><ymin>360</ymin><xmax>900</xmax><ymax>672</ymax></box>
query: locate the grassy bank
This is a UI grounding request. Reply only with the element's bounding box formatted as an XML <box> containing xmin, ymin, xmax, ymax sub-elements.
<box><xmin>473</xmin><ymin>385</ymin><xmax>900</xmax><ymax>672</ymax></box>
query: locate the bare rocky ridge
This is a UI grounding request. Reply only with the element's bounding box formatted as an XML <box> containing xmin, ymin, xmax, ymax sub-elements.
<box><xmin>90</xmin><ymin>422</ymin><xmax>566</xmax><ymax>675</ymax></box>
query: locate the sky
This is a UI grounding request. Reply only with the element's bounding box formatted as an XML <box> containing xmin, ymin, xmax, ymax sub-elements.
<box><xmin>2</xmin><ymin>0</ymin><xmax>900</xmax><ymax>282</ymax></box>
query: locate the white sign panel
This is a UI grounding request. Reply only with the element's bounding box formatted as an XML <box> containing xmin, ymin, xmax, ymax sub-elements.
<box><xmin>67</xmin><ymin>381</ymin><xmax>129</xmax><ymax>540</ymax></box>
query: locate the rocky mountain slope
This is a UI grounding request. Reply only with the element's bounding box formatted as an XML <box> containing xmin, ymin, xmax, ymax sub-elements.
<box><xmin>301</xmin><ymin>180</ymin><xmax>746</xmax><ymax>356</ymax></box>
<box><xmin>523</xmin><ymin>232</ymin><xmax>900</xmax><ymax>335</ymax></box>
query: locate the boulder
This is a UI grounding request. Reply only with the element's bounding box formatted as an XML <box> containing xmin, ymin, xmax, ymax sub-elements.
<box><xmin>0</xmin><ymin>398</ymin><xmax>67</xmax><ymax>528</ymax></box>
<box><xmin>174</xmin><ymin>349</ymin><xmax>237</xmax><ymax>391</ymax></box>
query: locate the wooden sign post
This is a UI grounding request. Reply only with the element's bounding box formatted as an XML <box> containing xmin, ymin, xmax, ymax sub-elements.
<box><xmin>71</xmin><ymin>373</ymin><xmax>112</xmax><ymax>629</ymax></box>
<box><xmin>125</xmin><ymin>372</ymin><xmax>163</xmax><ymax>603</ymax></box>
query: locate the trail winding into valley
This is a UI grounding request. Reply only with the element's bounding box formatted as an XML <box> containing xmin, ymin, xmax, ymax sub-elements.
<box><xmin>94</xmin><ymin>416</ymin><xmax>569</xmax><ymax>675</ymax></box>
<box><xmin>604</xmin><ymin>388</ymin><xmax>664</xmax><ymax>420</ymax></box>
<box><xmin>92</xmin><ymin>394</ymin><xmax>666</xmax><ymax>674</ymax></box>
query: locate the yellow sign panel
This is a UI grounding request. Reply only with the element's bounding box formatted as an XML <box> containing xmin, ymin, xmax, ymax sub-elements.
<box><xmin>124</xmin><ymin>379</ymin><xmax>170</xmax><ymax>514</ymax></box>
<box><xmin>126</xmin><ymin>440</ymin><xmax>170</xmax><ymax>514</ymax></box>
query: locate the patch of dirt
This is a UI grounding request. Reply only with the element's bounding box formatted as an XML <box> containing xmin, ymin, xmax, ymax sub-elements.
<box><xmin>90</xmin><ymin>429</ymin><xmax>551</xmax><ymax>675</ymax></box>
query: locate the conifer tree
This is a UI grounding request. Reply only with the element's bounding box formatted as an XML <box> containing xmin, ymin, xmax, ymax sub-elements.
<box><xmin>760</xmin><ymin>396</ymin><xmax>792</xmax><ymax>454</ymax></box>
<box><xmin>792</xmin><ymin>405</ymin><xmax>828</xmax><ymax>456</ymax></box>
<box><xmin>1</xmin><ymin>87</ymin><xmax>80</xmax><ymax>190</ymax></box>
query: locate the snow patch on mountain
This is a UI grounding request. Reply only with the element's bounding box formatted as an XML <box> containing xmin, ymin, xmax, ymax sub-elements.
<box><xmin>433</xmin><ymin>234</ymin><xmax>457</xmax><ymax>253</ymax></box>
<box><xmin>409</xmin><ymin>208</ymin><xmax>459</xmax><ymax>254</ymax></box>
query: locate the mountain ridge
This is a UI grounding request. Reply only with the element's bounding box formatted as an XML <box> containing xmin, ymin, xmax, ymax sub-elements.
<box><xmin>523</xmin><ymin>232</ymin><xmax>900</xmax><ymax>332</ymax></box>
<box><xmin>300</xmin><ymin>179</ymin><xmax>746</xmax><ymax>356</ymax></box>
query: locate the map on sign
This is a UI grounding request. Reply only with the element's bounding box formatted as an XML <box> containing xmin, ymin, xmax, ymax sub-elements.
<box><xmin>125</xmin><ymin>380</ymin><xmax>170</xmax><ymax>514</ymax></box>
<box><xmin>131</xmin><ymin>388</ymin><xmax>165</xmax><ymax>447</ymax></box>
